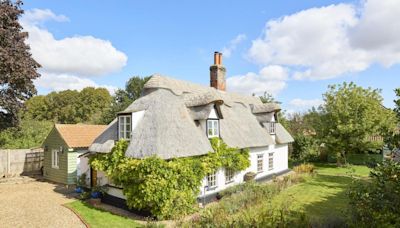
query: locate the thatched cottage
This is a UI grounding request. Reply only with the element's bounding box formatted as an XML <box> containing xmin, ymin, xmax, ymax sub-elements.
<box><xmin>89</xmin><ymin>52</ymin><xmax>294</xmax><ymax>203</ymax></box>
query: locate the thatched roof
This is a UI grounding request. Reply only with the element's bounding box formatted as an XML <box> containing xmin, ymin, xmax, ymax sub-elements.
<box><xmin>276</xmin><ymin>123</ymin><xmax>295</xmax><ymax>144</ymax></box>
<box><xmin>89</xmin><ymin>119</ymin><xmax>118</xmax><ymax>153</ymax></box>
<box><xmin>89</xmin><ymin>74</ymin><xmax>292</xmax><ymax>159</ymax></box>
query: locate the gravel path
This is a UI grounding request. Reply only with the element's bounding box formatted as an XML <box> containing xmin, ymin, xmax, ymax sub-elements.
<box><xmin>0</xmin><ymin>177</ymin><xmax>86</xmax><ymax>228</ymax></box>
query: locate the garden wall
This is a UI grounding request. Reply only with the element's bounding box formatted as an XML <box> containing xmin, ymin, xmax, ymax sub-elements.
<box><xmin>0</xmin><ymin>148</ymin><xmax>44</xmax><ymax>178</ymax></box>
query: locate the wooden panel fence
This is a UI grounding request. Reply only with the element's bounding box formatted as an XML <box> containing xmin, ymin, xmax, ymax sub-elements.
<box><xmin>0</xmin><ymin>148</ymin><xmax>44</xmax><ymax>178</ymax></box>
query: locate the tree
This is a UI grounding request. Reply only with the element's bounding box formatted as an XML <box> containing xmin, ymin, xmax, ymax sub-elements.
<box><xmin>318</xmin><ymin>82</ymin><xmax>396</xmax><ymax>164</ymax></box>
<box><xmin>0</xmin><ymin>0</ymin><xmax>41</xmax><ymax>129</ymax></box>
<box><xmin>387</xmin><ymin>88</ymin><xmax>400</xmax><ymax>149</ymax></box>
<box><xmin>101</xmin><ymin>76</ymin><xmax>151</xmax><ymax>123</ymax></box>
<box><xmin>256</xmin><ymin>91</ymin><xmax>281</xmax><ymax>104</ymax></box>
<box><xmin>0</xmin><ymin>118</ymin><xmax>53</xmax><ymax>149</ymax></box>
<box><xmin>24</xmin><ymin>87</ymin><xmax>112</xmax><ymax>124</ymax></box>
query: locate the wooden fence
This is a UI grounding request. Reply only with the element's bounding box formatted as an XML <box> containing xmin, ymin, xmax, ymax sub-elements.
<box><xmin>0</xmin><ymin>148</ymin><xmax>44</xmax><ymax>178</ymax></box>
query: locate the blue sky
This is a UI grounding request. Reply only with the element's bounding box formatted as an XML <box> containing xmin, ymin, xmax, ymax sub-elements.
<box><xmin>21</xmin><ymin>0</ymin><xmax>400</xmax><ymax>112</ymax></box>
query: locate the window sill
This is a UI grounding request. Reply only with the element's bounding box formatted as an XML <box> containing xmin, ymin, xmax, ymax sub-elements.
<box><xmin>257</xmin><ymin>171</ymin><xmax>263</xmax><ymax>174</ymax></box>
<box><xmin>206</xmin><ymin>186</ymin><xmax>217</xmax><ymax>191</ymax></box>
<box><xmin>225</xmin><ymin>180</ymin><xmax>234</xmax><ymax>185</ymax></box>
<box><xmin>207</xmin><ymin>136</ymin><xmax>219</xmax><ymax>139</ymax></box>
<box><xmin>52</xmin><ymin>166</ymin><xmax>59</xmax><ymax>169</ymax></box>
<box><xmin>106</xmin><ymin>184</ymin><xmax>123</xmax><ymax>190</ymax></box>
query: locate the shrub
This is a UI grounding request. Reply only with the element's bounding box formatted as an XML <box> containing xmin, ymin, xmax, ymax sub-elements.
<box><xmin>293</xmin><ymin>163</ymin><xmax>315</xmax><ymax>174</ymax></box>
<box><xmin>291</xmin><ymin>135</ymin><xmax>320</xmax><ymax>162</ymax></box>
<box><xmin>348</xmin><ymin>160</ymin><xmax>400</xmax><ymax>227</ymax></box>
<box><xmin>182</xmin><ymin>174</ymin><xmax>308</xmax><ymax>227</ymax></box>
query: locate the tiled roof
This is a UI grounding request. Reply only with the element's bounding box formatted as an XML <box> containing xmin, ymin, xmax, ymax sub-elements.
<box><xmin>55</xmin><ymin>124</ymin><xmax>107</xmax><ymax>148</ymax></box>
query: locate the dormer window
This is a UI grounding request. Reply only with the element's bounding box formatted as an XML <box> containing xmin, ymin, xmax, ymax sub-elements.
<box><xmin>207</xmin><ymin>119</ymin><xmax>219</xmax><ymax>138</ymax></box>
<box><xmin>118</xmin><ymin>115</ymin><xmax>131</xmax><ymax>140</ymax></box>
<box><xmin>268</xmin><ymin>122</ymin><xmax>276</xmax><ymax>135</ymax></box>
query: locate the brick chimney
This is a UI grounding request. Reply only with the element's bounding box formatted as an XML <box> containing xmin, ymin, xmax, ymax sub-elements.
<box><xmin>210</xmin><ymin>51</ymin><xmax>226</xmax><ymax>91</ymax></box>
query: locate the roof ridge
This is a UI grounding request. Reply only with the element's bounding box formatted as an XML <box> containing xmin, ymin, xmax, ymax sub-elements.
<box><xmin>145</xmin><ymin>74</ymin><xmax>263</xmax><ymax>105</ymax></box>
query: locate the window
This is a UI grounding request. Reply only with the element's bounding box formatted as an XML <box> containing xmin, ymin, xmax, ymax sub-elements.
<box><xmin>257</xmin><ymin>154</ymin><xmax>264</xmax><ymax>173</ymax></box>
<box><xmin>51</xmin><ymin>149</ymin><xmax>59</xmax><ymax>169</ymax></box>
<box><xmin>225</xmin><ymin>168</ymin><xmax>234</xmax><ymax>184</ymax></box>
<box><xmin>207</xmin><ymin>119</ymin><xmax>219</xmax><ymax>138</ymax></box>
<box><xmin>118</xmin><ymin>115</ymin><xmax>131</xmax><ymax>140</ymax></box>
<box><xmin>268</xmin><ymin>122</ymin><xmax>276</xmax><ymax>135</ymax></box>
<box><xmin>206</xmin><ymin>171</ymin><xmax>217</xmax><ymax>190</ymax></box>
<box><xmin>268</xmin><ymin>152</ymin><xmax>274</xmax><ymax>171</ymax></box>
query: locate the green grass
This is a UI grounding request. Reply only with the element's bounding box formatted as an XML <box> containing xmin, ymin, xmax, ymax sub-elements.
<box><xmin>272</xmin><ymin>163</ymin><xmax>371</xmax><ymax>224</ymax></box>
<box><xmin>65</xmin><ymin>201</ymin><xmax>141</xmax><ymax>228</ymax></box>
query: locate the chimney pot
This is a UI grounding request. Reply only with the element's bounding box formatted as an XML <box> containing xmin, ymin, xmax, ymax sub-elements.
<box><xmin>214</xmin><ymin>52</ymin><xmax>219</xmax><ymax>65</ymax></box>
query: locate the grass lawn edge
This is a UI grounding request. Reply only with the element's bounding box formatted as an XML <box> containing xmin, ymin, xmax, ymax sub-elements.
<box><xmin>63</xmin><ymin>202</ymin><xmax>91</xmax><ymax>228</ymax></box>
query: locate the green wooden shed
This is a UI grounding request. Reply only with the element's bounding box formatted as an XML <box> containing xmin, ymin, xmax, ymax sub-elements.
<box><xmin>42</xmin><ymin>124</ymin><xmax>107</xmax><ymax>185</ymax></box>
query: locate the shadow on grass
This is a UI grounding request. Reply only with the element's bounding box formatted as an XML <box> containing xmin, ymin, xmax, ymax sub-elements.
<box><xmin>295</xmin><ymin>174</ymin><xmax>359</xmax><ymax>227</ymax></box>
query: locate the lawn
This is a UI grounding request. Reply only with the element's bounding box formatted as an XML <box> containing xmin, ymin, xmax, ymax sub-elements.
<box><xmin>66</xmin><ymin>163</ymin><xmax>372</xmax><ymax>227</ymax></box>
<box><xmin>272</xmin><ymin>163</ymin><xmax>371</xmax><ymax>224</ymax></box>
<box><xmin>65</xmin><ymin>201</ymin><xmax>141</xmax><ymax>228</ymax></box>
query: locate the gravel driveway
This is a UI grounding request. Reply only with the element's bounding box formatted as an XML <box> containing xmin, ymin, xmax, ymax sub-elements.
<box><xmin>0</xmin><ymin>177</ymin><xmax>85</xmax><ymax>228</ymax></box>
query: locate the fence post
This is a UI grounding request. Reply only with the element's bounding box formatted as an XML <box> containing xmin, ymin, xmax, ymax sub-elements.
<box><xmin>7</xmin><ymin>149</ymin><xmax>10</xmax><ymax>178</ymax></box>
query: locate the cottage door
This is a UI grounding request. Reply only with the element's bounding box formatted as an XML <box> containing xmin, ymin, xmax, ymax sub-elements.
<box><xmin>90</xmin><ymin>168</ymin><xmax>97</xmax><ymax>187</ymax></box>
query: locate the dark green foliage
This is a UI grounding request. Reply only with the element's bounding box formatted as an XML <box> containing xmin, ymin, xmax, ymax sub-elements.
<box><xmin>387</xmin><ymin>88</ymin><xmax>400</xmax><ymax>150</ymax></box>
<box><xmin>348</xmin><ymin>160</ymin><xmax>400</xmax><ymax>227</ymax></box>
<box><xmin>90</xmin><ymin>138</ymin><xmax>250</xmax><ymax>219</ymax></box>
<box><xmin>317</xmin><ymin>82</ymin><xmax>396</xmax><ymax>163</ymax></box>
<box><xmin>291</xmin><ymin>135</ymin><xmax>320</xmax><ymax>162</ymax></box>
<box><xmin>24</xmin><ymin>87</ymin><xmax>112</xmax><ymax>124</ymax></box>
<box><xmin>0</xmin><ymin>118</ymin><xmax>52</xmax><ymax>148</ymax></box>
<box><xmin>0</xmin><ymin>0</ymin><xmax>41</xmax><ymax>129</ymax></box>
<box><xmin>101</xmin><ymin>76</ymin><xmax>151</xmax><ymax>123</ymax></box>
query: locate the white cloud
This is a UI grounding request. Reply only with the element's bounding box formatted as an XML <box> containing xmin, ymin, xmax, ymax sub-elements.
<box><xmin>35</xmin><ymin>72</ymin><xmax>117</xmax><ymax>95</ymax></box>
<box><xmin>20</xmin><ymin>9</ymin><xmax>127</xmax><ymax>93</ymax></box>
<box><xmin>221</xmin><ymin>34</ymin><xmax>246</xmax><ymax>58</ymax></box>
<box><xmin>247</xmin><ymin>0</ymin><xmax>400</xmax><ymax>80</ymax></box>
<box><xmin>289</xmin><ymin>98</ymin><xmax>323</xmax><ymax>108</ymax></box>
<box><xmin>227</xmin><ymin>65</ymin><xmax>288</xmax><ymax>96</ymax></box>
<box><xmin>21</xmin><ymin>8</ymin><xmax>69</xmax><ymax>25</ymax></box>
<box><xmin>349</xmin><ymin>0</ymin><xmax>400</xmax><ymax>67</ymax></box>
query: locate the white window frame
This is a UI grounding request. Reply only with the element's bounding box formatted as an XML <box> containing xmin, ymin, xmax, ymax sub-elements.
<box><xmin>225</xmin><ymin>168</ymin><xmax>234</xmax><ymax>184</ymax></box>
<box><xmin>269</xmin><ymin>122</ymin><xmax>276</xmax><ymax>135</ymax></box>
<box><xmin>51</xmin><ymin>149</ymin><xmax>59</xmax><ymax>169</ymax></box>
<box><xmin>257</xmin><ymin>154</ymin><xmax>264</xmax><ymax>173</ymax></box>
<box><xmin>207</xmin><ymin>119</ymin><xmax>219</xmax><ymax>138</ymax></box>
<box><xmin>206</xmin><ymin>171</ymin><xmax>217</xmax><ymax>190</ymax></box>
<box><xmin>268</xmin><ymin>152</ymin><xmax>274</xmax><ymax>171</ymax></box>
<box><xmin>118</xmin><ymin>115</ymin><xmax>132</xmax><ymax>140</ymax></box>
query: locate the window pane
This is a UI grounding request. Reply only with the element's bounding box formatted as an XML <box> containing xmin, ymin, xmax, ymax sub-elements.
<box><xmin>257</xmin><ymin>154</ymin><xmax>263</xmax><ymax>172</ymax></box>
<box><xmin>225</xmin><ymin>168</ymin><xmax>234</xmax><ymax>183</ymax></box>
<box><xmin>269</xmin><ymin>153</ymin><xmax>274</xmax><ymax>170</ymax></box>
<box><xmin>207</xmin><ymin>171</ymin><xmax>217</xmax><ymax>189</ymax></box>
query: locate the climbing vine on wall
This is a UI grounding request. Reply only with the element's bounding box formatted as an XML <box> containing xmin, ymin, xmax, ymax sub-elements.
<box><xmin>90</xmin><ymin>138</ymin><xmax>250</xmax><ymax>219</ymax></box>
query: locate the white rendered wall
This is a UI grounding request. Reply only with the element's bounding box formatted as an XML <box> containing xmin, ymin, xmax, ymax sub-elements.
<box><xmin>131</xmin><ymin>110</ymin><xmax>145</xmax><ymax>131</ymax></box>
<box><xmin>199</xmin><ymin>143</ymin><xmax>289</xmax><ymax>197</ymax></box>
<box><xmin>107</xmin><ymin>187</ymin><xmax>126</xmax><ymax>199</ymax></box>
<box><xmin>97</xmin><ymin>170</ymin><xmax>127</xmax><ymax>199</ymax></box>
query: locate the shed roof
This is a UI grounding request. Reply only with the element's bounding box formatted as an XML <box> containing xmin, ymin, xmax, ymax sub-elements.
<box><xmin>55</xmin><ymin>124</ymin><xmax>107</xmax><ymax>148</ymax></box>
